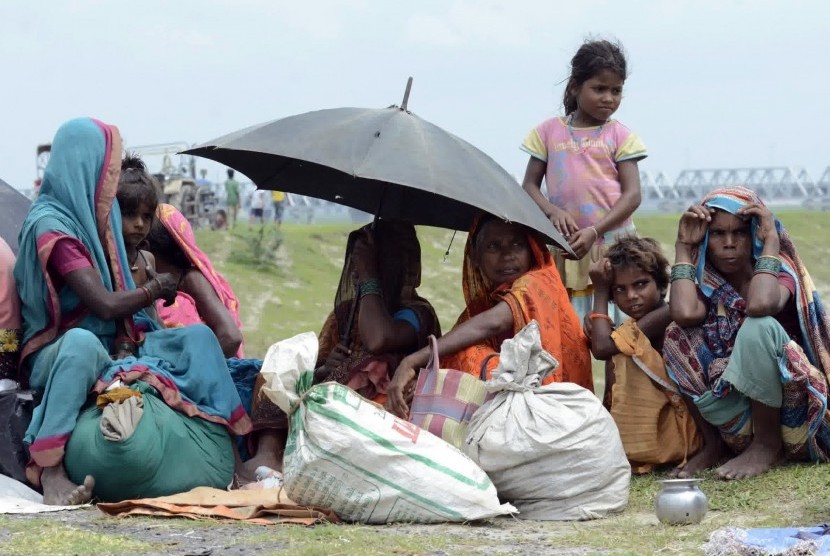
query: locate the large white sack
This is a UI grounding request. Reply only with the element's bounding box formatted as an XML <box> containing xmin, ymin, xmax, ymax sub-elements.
<box><xmin>463</xmin><ymin>321</ymin><xmax>631</xmax><ymax>521</ymax></box>
<box><xmin>259</xmin><ymin>332</ymin><xmax>514</xmax><ymax>524</ymax></box>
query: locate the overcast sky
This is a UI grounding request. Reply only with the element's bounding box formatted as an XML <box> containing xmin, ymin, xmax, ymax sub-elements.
<box><xmin>1</xmin><ymin>0</ymin><xmax>827</xmax><ymax>192</ymax></box>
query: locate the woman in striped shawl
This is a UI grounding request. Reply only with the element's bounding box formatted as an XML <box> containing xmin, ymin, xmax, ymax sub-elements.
<box><xmin>664</xmin><ymin>186</ymin><xmax>830</xmax><ymax>479</ymax></box>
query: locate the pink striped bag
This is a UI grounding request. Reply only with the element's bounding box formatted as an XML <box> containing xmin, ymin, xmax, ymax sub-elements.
<box><xmin>409</xmin><ymin>336</ymin><xmax>489</xmax><ymax>449</ymax></box>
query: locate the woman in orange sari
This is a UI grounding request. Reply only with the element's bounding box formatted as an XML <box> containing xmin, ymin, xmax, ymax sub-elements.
<box><xmin>386</xmin><ymin>214</ymin><xmax>592</xmax><ymax>418</ymax></box>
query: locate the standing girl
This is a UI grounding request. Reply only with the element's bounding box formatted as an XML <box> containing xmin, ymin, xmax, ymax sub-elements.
<box><xmin>521</xmin><ymin>39</ymin><xmax>647</xmax><ymax>323</ymax></box>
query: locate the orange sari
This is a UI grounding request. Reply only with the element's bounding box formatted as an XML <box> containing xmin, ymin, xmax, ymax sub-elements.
<box><xmin>441</xmin><ymin>218</ymin><xmax>593</xmax><ymax>391</ymax></box>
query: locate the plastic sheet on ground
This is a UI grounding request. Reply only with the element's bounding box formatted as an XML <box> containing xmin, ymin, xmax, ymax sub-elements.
<box><xmin>0</xmin><ymin>474</ymin><xmax>89</xmax><ymax>514</ymax></box>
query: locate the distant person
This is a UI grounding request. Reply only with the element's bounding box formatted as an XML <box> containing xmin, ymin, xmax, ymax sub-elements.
<box><xmin>248</xmin><ymin>189</ymin><xmax>267</xmax><ymax>229</ymax></box>
<box><xmin>586</xmin><ymin>236</ymin><xmax>701</xmax><ymax>473</ymax></box>
<box><xmin>271</xmin><ymin>190</ymin><xmax>285</xmax><ymax>228</ymax></box>
<box><xmin>211</xmin><ymin>209</ymin><xmax>228</xmax><ymax>231</ymax></box>
<box><xmin>224</xmin><ymin>169</ymin><xmax>240</xmax><ymax>228</ymax></box>
<box><xmin>664</xmin><ymin>186</ymin><xmax>830</xmax><ymax>480</ymax></box>
<box><xmin>520</xmin><ymin>39</ymin><xmax>646</xmax><ymax>324</ymax></box>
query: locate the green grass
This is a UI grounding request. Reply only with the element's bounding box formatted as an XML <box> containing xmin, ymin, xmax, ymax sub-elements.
<box><xmin>0</xmin><ymin>516</ymin><xmax>153</xmax><ymax>556</ymax></box>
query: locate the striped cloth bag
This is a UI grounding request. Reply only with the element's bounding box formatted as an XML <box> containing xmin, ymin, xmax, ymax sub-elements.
<box><xmin>409</xmin><ymin>335</ymin><xmax>488</xmax><ymax>449</ymax></box>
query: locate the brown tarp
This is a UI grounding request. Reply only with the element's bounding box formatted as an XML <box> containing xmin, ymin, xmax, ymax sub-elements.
<box><xmin>97</xmin><ymin>486</ymin><xmax>339</xmax><ymax>526</ymax></box>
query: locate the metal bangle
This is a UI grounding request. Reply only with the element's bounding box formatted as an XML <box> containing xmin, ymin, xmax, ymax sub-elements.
<box><xmin>754</xmin><ymin>255</ymin><xmax>782</xmax><ymax>275</ymax></box>
<box><xmin>358</xmin><ymin>278</ymin><xmax>382</xmax><ymax>298</ymax></box>
<box><xmin>670</xmin><ymin>263</ymin><xmax>697</xmax><ymax>283</ymax></box>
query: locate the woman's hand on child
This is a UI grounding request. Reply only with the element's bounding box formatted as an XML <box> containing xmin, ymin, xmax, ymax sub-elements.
<box><xmin>568</xmin><ymin>228</ymin><xmax>597</xmax><ymax>260</ymax></box>
<box><xmin>547</xmin><ymin>207</ymin><xmax>579</xmax><ymax>238</ymax></box>
<box><xmin>736</xmin><ymin>203</ymin><xmax>779</xmax><ymax>246</ymax></box>
<box><xmin>676</xmin><ymin>205</ymin><xmax>713</xmax><ymax>247</ymax></box>
<box><xmin>145</xmin><ymin>267</ymin><xmax>179</xmax><ymax>307</ymax></box>
<box><xmin>386</xmin><ymin>359</ymin><xmax>417</xmax><ymax>419</ymax></box>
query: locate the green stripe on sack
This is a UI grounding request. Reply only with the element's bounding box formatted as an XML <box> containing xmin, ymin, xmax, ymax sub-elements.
<box><xmin>304</xmin><ymin>385</ymin><xmax>494</xmax><ymax>491</ymax></box>
<box><xmin>299</xmin><ymin>437</ymin><xmax>465</xmax><ymax>520</ymax></box>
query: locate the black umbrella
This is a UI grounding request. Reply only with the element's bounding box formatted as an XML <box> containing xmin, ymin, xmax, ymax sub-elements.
<box><xmin>184</xmin><ymin>79</ymin><xmax>570</xmax><ymax>252</ymax></box>
<box><xmin>0</xmin><ymin>178</ymin><xmax>31</xmax><ymax>255</ymax></box>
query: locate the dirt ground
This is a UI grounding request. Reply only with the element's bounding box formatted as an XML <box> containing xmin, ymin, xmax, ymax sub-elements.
<box><xmin>2</xmin><ymin>507</ymin><xmax>614</xmax><ymax>556</ymax></box>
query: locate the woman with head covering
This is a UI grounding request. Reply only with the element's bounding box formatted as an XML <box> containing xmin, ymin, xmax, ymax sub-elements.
<box><xmin>14</xmin><ymin>118</ymin><xmax>251</xmax><ymax>504</ymax></box>
<box><xmin>241</xmin><ymin>220</ymin><xmax>441</xmax><ymax>479</ymax></box>
<box><xmin>386</xmin><ymin>214</ymin><xmax>593</xmax><ymax>419</ymax></box>
<box><xmin>664</xmin><ymin>186</ymin><xmax>830</xmax><ymax>480</ymax></box>
<box><xmin>145</xmin><ymin>203</ymin><xmax>244</xmax><ymax>358</ymax></box>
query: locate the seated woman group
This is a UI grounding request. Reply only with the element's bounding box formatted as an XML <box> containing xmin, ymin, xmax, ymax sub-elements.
<box><xmin>10</xmin><ymin>119</ymin><xmax>830</xmax><ymax>509</ymax></box>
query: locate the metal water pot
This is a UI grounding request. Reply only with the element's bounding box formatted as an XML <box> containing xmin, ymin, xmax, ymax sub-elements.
<box><xmin>654</xmin><ymin>479</ymin><xmax>707</xmax><ymax>525</ymax></box>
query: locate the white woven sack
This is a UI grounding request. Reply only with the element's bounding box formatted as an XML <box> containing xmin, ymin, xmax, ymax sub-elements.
<box><xmin>259</xmin><ymin>332</ymin><xmax>515</xmax><ymax>524</ymax></box>
<box><xmin>463</xmin><ymin>321</ymin><xmax>631</xmax><ymax>520</ymax></box>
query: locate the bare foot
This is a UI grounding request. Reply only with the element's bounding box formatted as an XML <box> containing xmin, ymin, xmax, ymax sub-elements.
<box><xmin>236</xmin><ymin>450</ymin><xmax>282</xmax><ymax>486</ymax></box>
<box><xmin>41</xmin><ymin>465</ymin><xmax>94</xmax><ymax>505</ymax></box>
<box><xmin>670</xmin><ymin>440</ymin><xmax>725</xmax><ymax>478</ymax></box>
<box><xmin>716</xmin><ymin>440</ymin><xmax>783</xmax><ymax>480</ymax></box>
<box><xmin>233</xmin><ymin>432</ymin><xmax>284</xmax><ymax>488</ymax></box>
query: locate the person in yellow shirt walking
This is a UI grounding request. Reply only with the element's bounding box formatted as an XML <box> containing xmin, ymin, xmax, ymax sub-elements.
<box><xmin>271</xmin><ymin>190</ymin><xmax>285</xmax><ymax>228</ymax></box>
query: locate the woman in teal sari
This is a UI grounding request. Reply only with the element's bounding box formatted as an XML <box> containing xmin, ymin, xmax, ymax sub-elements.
<box><xmin>14</xmin><ymin>118</ymin><xmax>251</xmax><ymax>504</ymax></box>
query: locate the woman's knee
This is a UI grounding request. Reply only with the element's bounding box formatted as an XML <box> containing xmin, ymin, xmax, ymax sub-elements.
<box><xmin>735</xmin><ymin>316</ymin><xmax>787</xmax><ymax>348</ymax></box>
<box><xmin>60</xmin><ymin>328</ymin><xmax>107</xmax><ymax>353</ymax></box>
<box><xmin>185</xmin><ymin>323</ymin><xmax>217</xmax><ymax>344</ymax></box>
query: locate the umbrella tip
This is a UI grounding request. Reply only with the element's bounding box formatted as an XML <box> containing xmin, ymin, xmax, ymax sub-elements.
<box><xmin>401</xmin><ymin>77</ymin><xmax>413</xmax><ymax>111</ymax></box>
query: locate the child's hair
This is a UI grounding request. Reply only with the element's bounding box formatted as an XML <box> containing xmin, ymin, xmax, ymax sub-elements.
<box><xmin>145</xmin><ymin>219</ymin><xmax>191</xmax><ymax>269</ymax></box>
<box><xmin>563</xmin><ymin>39</ymin><xmax>628</xmax><ymax>115</ymax></box>
<box><xmin>605</xmin><ymin>236</ymin><xmax>669</xmax><ymax>298</ymax></box>
<box><xmin>117</xmin><ymin>153</ymin><xmax>159</xmax><ymax>215</ymax></box>
<box><xmin>226</xmin><ymin>168</ymin><xmax>235</xmax><ymax>179</ymax></box>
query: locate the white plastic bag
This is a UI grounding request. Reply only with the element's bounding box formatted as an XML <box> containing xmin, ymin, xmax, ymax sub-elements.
<box><xmin>463</xmin><ymin>321</ymin><xmax>631</xmax><ymax>520</ymax></box>
<box><xmin>259</xmin><ymin>332</ymin><xmax>514</xmax><ymax>524</ymax></box>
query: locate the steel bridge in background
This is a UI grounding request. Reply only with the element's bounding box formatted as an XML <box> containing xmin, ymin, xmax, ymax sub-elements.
<box><xmin>640</xmin><ymin>166</ymin><xmax>830</xmax><ymax>212</ymax></box>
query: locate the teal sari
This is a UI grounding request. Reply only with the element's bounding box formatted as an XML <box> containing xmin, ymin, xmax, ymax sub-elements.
<box><xmin>14</xmin><ymin>118</ymin><xmax>251</xmax><ymax>486</ymax></box>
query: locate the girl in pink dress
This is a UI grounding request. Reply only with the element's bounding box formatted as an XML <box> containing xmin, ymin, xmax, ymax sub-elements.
<box><xmin>521</xmin><ymin>39</ymin><xmax>647</xmax><ymax>325</ymax></box>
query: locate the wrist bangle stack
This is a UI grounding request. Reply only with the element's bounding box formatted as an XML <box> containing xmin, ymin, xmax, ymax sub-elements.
<box><xmin>670</xmin><ymin>263</ymin><xmax>697</xmax><ymax>283</ymax></box>
<box><xmin>358</xmin><ymin>278</ymin><xmax>382</xmax><ymax>299</ymax></box>
<box><xmin>754</xmin><ymin>255</ymin><xmax>782</xmax><ymax>277</ymax></box>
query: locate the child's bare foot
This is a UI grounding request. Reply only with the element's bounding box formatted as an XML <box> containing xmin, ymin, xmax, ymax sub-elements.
<box><xmin>670</xmin><ymin>441</ymin><xmax>724</xmax><ymax>478</ymax></box>
<box><xmin>239</xmin><ymin>451</ymin><xmax>282</xmax><ymax>482</ymax></box>
<box><xmin>41</xmin><ymin>465</ymin><xmax>94</xmax><ymax>505</ymax></box>
<box><xmin>716</xmin><ymin>440</ymin><xmax>782</xmax><ymax>480</ymax></box>
<box><xmin>233</xmin><ymin>430</ymin><xmax>285</xmax><ymax>488</ymax></box>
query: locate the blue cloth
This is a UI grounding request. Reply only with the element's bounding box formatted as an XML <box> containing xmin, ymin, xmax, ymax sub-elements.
<box><xmin>742</xmin><ymin>525</ymin><xmax>830</xmax><ymax>555</ymax></box>
<box><xmin>392</xmin><ymin>307</ymin><xmax>421</xmax><ymax>333</ymax></box>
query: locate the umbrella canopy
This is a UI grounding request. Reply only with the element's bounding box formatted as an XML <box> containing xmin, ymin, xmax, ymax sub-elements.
<box><xmin>185</xmin><ymin>100</ymin><xmax>569</xmax><ymax>251</ymax></box>
<box><xmin>0</xmin><ymin>178</ymin><xmax>31</xmax><ymax>254</ymax></box>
